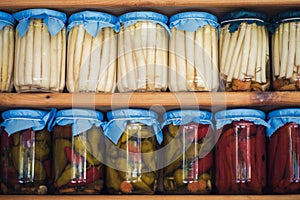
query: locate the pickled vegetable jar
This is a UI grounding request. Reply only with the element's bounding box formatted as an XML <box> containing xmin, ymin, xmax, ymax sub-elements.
<box><xmin>67</xmin><ymin>11</ymin><xmax>119</xmax><ymax>93</ymax></box>
<box><xmin>214</xmin><ymin>109</ymin><xmax>268</xmax><ymax>194</ymax></box>
<box><xmin>169</xmin><ymin>12</ymin><xmax>219</xmax><ymax>92</ymax></box>
<box><xmin>103</xmin><ymin>109</ymin><xmax>163</xmax><ymax>194</ymax></box>
<box><xmin>117</xmin><ymin>12</ymin><xmax>169</xmax><ymax>92</ymax></box>
<box><xmin>267</xmin><ymin>109</ymin><xmax>300</xmax><ymax>193</ymax></box>
<box><xmin>50</xmin><ymin>109</ymin><xmax>105</xmax><ymax>194</ymax></box>
<box><xmin>0</xmin><ymin>109</ymin><xmax>55</xmax><ymax>194</ymax></box>
<box><xmin>160</xmin><ymin>110</ymin><xmax>214</xmax><ymax>194</ymax></box>
<box><xmin>271</xmin><ymin>11</ymin><xmax>300</xmax><ymax>90</ymax></box>
<box><xmin>0</xmin><ymin>12</ymin><xmax>15</xmax><ymax>92</ymax></box>
<box><xmin>13</xmin><ymin>9</ymin><xmax>67</xmax><ymax>92</ymax></box>
<box><xmin>220</xmin><ymin>11</ymin><xmax>270</xmax><ymax>91</ymax></box>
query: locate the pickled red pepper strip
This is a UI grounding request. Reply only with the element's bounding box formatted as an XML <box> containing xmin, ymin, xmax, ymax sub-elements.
<box><xmin>255</xmin><ymin>126</ymin><xmax>266</xmax><ymax>186</ymax></box>
<box><xmin>196</xmin><ymin>152</ymin><xmax>213</xmax><ymax>175</ymax></box>
<box><xmin>64</xmin><ymin>146</ymin><xmax>83</xmax><ymax>165</ymax></box>
<box><xmin>268</xmin><ymin>132</ymin><xmax>278</xmax><ymax>181</ymax></box>
<box><xmin>70</xmin><ymin>166</ymin><xmax>100</xmax><ymax>186</ymax></box>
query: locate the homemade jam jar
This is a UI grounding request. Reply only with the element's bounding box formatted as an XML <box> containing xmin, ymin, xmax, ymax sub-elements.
<box><xmin>160</xmin><ymin>110</ymin><xmax>214</xmax><ymax>194</ymax></box>
<box><xmin>267</xmin><ymin>109</ymin><xmax>300</xmax><ymax>193</ymax></box>
<box><xmin>103</xmin><ymin>109</ymin><xmax>163</xmax><ymax>194</ymax></box>
<box><xmin>0</xmin><ymin>109</ymin><xmax>55</xmax><ymax>194</ymax></box>
<box><xmin>214</xmin><ymin>109</ymin><xmax>268</xmax><ymax>194</ymax></box>
<box><xmin>50</xmin><ymin>109</ymin><xmax>105</xmax><ymax>194</ymax></box>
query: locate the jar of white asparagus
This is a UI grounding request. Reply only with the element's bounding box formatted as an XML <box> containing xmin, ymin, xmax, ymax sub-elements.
<box><xmin>0</xmin><ymin>12</ymin><xmax>15</xmax><ymax>92</ymax></box>
<box><xmin>271</xmin><ymin>11</ymin><xmax>300</xmax><ymax>91</ymax></box>
<box><xmin>67</xmin><ymin>11</ymin><xmax>119</xmax><ymax>93</ymax></box>
<box><xmin>117</xmin><ymin>12</ymin><xmax>169</xmax><ymax>92</ymax></box>
<box><xmin>220</xmin><ymin>11</ymin><xmax>270</xmax><ymax>91</ymax></box>
<box><xmin>169</xmin><ymin>12</ymin><xmax>219</xmax><ymax>92</ymax></box>
<box><xmin>13</xmin><ymin>9</ymin><xmax>67</xmax><ymax>93</ymax></box>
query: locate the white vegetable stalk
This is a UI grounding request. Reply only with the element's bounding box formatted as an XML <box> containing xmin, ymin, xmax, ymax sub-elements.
<box><xmin>296</xmin><ymin>21</ymin><xmax>300</xmax><ymax>68</ymax></box>
<box><xmin>233</xmin><ymin>47</ymin><xmax>243</xmax><ymax>80</ymax></box>
<box><xmin>175</xmin><ymin>29</ymin><xmax>187</xmax><ymax>91</ymax></box>
<box><xmin>1</xmin><ymin>27</ymin><xmax>8</xmax><ymax>91</ymax></box>
<box><xmin>41</xmin><ymin>22</ymin><xmax>51</xmax><ymax>89</ymax></box>
<box><xmin>154</xmin><ymin>24</ymin><xmax>164</xmax><ymax>91</ymax></box>
<box><xmin>261</xmin><ymin>27</ymin><xmax>267</xmax><ymax>83</ymax></box>
<box><xmin>98</xmin><ymin>28</ymin><xmax>110</xmax><ymax>92</ymax></box>
<box><xmin>224</xmin><ymin>27</ymin><xmax>239</xmax><ymax>80</ymax></box>
<box><xmin>73</xmin><ymin>24</ymin><xmax>85</xmax><ymax>92</ymax></box>
<box><xmin>117</xmin><ymin>27</ymin><xmax>128</xmax><ymax>92</ymax></box>
<box><xmin>194</xmin><ymin>27</ymin><xmax>206</xmax><ymax>89</ymax></box>
<box><xmin>14</xmin><ymin>30</ymin><xmax>20</xmax><ymax>91</ymax></box>
<box><xmin>185</xmin><ymin>30</ymin><xmax>195</xmax><ymax>91</ymax></box>
<box><xmin>55</xmin><ymin>30</ymin><xmax>62</xmax><ymax>91</ymax></box>
<box><xmin>135</xmin><ymin>22</ymin><xmax>147</xmax><ymax>91</ymax></box>
<box><xmin>6</xmin><ymin>27</ymin><xmax>14</xmax><ymax>91</ymax></box>
<box><xmin>50</xmin><ymin>29</ymin><xmax>58</xmax><ymax>89</ymax></box>
<box><xmin>32</xmin><ymin>19</ymin><xmax>42</xmax><ymax>86</ymax></box>
<box><xmin>203</xmin><ymin>25</ymin><xmax>213</xmax><ymax>91</ymax></box>
<box><xmin>287</xmin><ymin>22</ymin><xmax>296</xmax><ymax>79</ymax></box>
<box><xmin>246</xmin><ymin>23</ymin><xmax>258</xmax><ymax>79</ymax></box>
<box><xmin>19</xmin><ymin>26</ymin><xmax>27</xmax><ymax>88</ymax></box>
<box><xmin>239</xmin><ymin>24</ymin><xmax>251</xmax><ymax>80</ymax></box>
<box><xmin>169</xmin><ymin>28</ymin><xmax>178</xmax><ymax>91</ymax></box>
<box><xmin>25</xmin><ymin>20</ymin><xmax>34</xmax><ymax>86</ymax></box>
<box><xmin>66</xmin><ymin>26</ymin><xmax>78</xmax><ymax>92</ymax></box>
<box><xmin>104</xmin><ymin>29</ymin><xmax>117</xmax><ymax>92</ymax></box>
<box><xmin>280</xmin><ymin>23</ymin><xmax>289</xmax><ymax>78</ymax></box>
<box><xmin>146</xmin><ymin>22</ymin><xmax>156</xmax><ymax>91</ymax></box>
<box><xmin>211</xmin><ymin>27</ymin><xmax>219</xmax><ymax>91</ymax></box>
<box><xmin>220</xmin><ymin>25</ymin><xmax>231</xmax><ymax>73</ymax></box>
<box><xmin>59</xmin><ymin>28</ymin><xmax>66</xmax><ymax>91</ymax></box>
<box><xmin>255</xmin><ymin>25</ymin><xmax>262</xmax><ymax>83</ymax></box>
<box><xmin>273</xmin><ymin>28</ymin><xmax>280</xmax><ymax>77</ymax></box>
<box><xmin>161</xmin><ymin>27</ymin><xmax>168</xmax><ymax>91</ymax></box>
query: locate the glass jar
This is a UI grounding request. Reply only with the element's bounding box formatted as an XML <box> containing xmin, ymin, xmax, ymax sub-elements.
<box><xmin>103</xmin><ymin>109</ymin><xmax>163</xmax><ymax>194</ymax></box>
<box><xmin>117</xmin><ymin>12</ymin><xmax>169</xmax><ymax>92</ymax></box>
<box><xmin>159</xmin><ymin>110</ymin><xmax>214</xmax><ymax>194</ymax></box>
<box><xmin>13</xmin><ymin>9</ymin><xmax>67</xmax><ymax>92</ymax></box>
<box><xmin>0</xmin><ymin>12</ymin><xmax>15</xmax><ymax>92</ymax></box>
<box><xmin>0</xmin><ymin>109</ymin><xmax>55</xmax><ymax>194</ymax></box>
<box><xmin>50</xmin><ymin>109</ymin><xmax>105</xmax><ymax>194</ymax></box>
<box><xmin>169</xmin><ymin>12</ymin><xmax>219</xmax><ymax>92</ymax></box>
<box><xmin>214</xmin><ymin>109</ymin><xmax>268</xmax><ymax>194</ymax></box>
<box><xmin>271</xmin><ymin>11</ymin><xmax>300</xmax><ymax>90</ymax></box>
<box><xmin>219</xmin><ymin>11</ymin><xmax>270</xmax><ymax>91</ymax></box>
<box><xmin>67</xmin><ymin>11</ymin><xmax>119</xmax><ymax>93</ymax></box>
<box><xmin>267</xmin><ymin>109</ymin><xmax>300</xmax><ymax>193</ymax></box>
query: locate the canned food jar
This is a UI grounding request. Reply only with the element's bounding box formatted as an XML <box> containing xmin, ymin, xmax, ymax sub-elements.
<box><xmin>214</xmin><ymin>109</ymin><xmax>268</xmax><ymax>194</ymax></box>
<box><xmin>67</xmin><ymin>11</ymin><xmax>120</xmax><ymax>93</ymax></box>
<box><xmin>169</xmin><ymin>12</ymin><xmax>220</xmax><ymax>92</ymax></box>
<box><xmin>0</xmin><ymin>109</ymin><xmax>55</xmax><ymax>194</ymax></box>
<box><xmin>103</xmin><ymin>109</ymin><xmax>163</xmax><ymax>194</ymax></box>
<box><xmin>50</xmin><ymin>109</ymin><xmax>105</xmax><ymax>194</ymax></box>
<box><xmin>117</xmin><ymin>12</ymin><xmax>169</xmax><ymax>92</ymax></box>
<box><xmin>13</xmin><ymin>9</ymin><xmax>67</xmax><ymax>92</ymax></box>
<box><xmin>0</xmin><ymin>12</ymin><xmax>15</xmax><ymax>92</ymax></box>
<box><xmin>267</xmin><ymin>109</ymin><xmax>300</xmax><ymax>193</ymax></box>
<box><xmin>220</xmin><ymin>11</ymin><xmax>270</xmax><ymax>91</ymax></box>
<box><xmin>160</xmin><ymin>110</ymin><xmax>214</xmax><ymax>194</ymax></box>
<box><xmin>271</xmin><ymin>11</ymin><xmax>300</xmax><ymax>90</ymax></box>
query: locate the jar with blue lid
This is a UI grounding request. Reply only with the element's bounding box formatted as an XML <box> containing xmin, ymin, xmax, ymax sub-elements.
<box><xmin>267</xmin><ymin>109</ymin><xmax>300</xmax><ymax>193</ymax></box>
<box><xmin>0</xmin><ymin>12</ymin><xmax>15</xmax><ymax>92</ymax></box>
<box><xmin>67</xmin><ymin>11</ymin><xmax>120</xmax><ymax>93</ymax></box>
<box><xmin>169</xmin><ymin>12</ymin><xmax>219</xmax><ymax>92</ymax></box>
<box><xmin>0</xmin><ymin>109</ymin><xmax>55</xmax><ymax>194</ymax></box>
<box><xmin>159</xmin><ymin>110</ymin><xmax>214</xmax><ymax>194</ymax></box>
<box><xmin>117</xmin><ymin>11</ymin><xmax>169</xmax><ymax>92</ymax></box>
<box><xmin>220</xmin><ymin>11</ymin><xmax>270</xmax><ymax>91</ymax></box>
<box><xmin>214</xmin><ymin>109</ymin><xmax>268</xmax><ymax>194</ymax></box>
<box><xmin>103</xmin><ymin>109</ymin><xmax>162</xmax><ymax>194</ymax></box>
<box><xmin>13</xmin><ymin>9</ymin><xmax>67</xmax><ymax>92</ymax></box>
<box><xmin>271</xmin><ymin>11</ymin><xmax>300</xmax><ymax>91</ymax></box>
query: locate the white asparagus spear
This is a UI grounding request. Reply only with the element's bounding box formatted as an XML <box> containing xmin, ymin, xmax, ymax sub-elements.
<box><xmin>1</xmin><ymin>27</ymin><xmax>9</xmax><ymax>91</ymax></box>
<box><xmin>73</xmin><ymin>24</ymin><xmax>85</xmax><ymax>92</ymax></box>
<box><xmin>117</xmin><ymin>28</ymin><xmax>128</xmax><ymax>92</ymax></box>
<box><xmin>211</xmin><ymin>27</ymin><xmax>219</xmax><ymax>91</ymax></box>
<box><xmin>279</xmin><ymin>23</ymin><xmax>289</xmax><ymax>78</ymax></box>
<box><xmin>66</xmin><ymin>26</ymin><xmax>77</xmax><ymax>92</ymax></box>
<box><xmin>233</xmin><ymin>46</ymin><xmax>243</xmax><ymax>80</ymax></box>
<box><xmin>32</xmin><ymin>19</ymin><xmax>42</xmax><ymax>86</ymax></box>
<box><xmin>224</xmin><ymin>28</ymin><xmax>239</xmax><ymax>80</ymax></box>
<box><xmin>162</xmin><ymin>27</ymin><xmax>168</xmax><ymax>91</ymax></box>
<box><xmin>41</xmin><ymin>22</ymin><xmax>51</xmax><ymax>89</ymax></box>
<box><xmin>50</xmin><ymin>30</ymin><xmax>58</xmax><ymax>89</ymax></box>
<box><xmin>278</xmin><ymin>23</ymin><xmax>283</xmax><ymax>62</ymax></box>
<box><xmin>195</xmin><ymin>27</ymin><xmax>206</xmax><ymax>89</ymax></box>
<box><xmin>296</xmin><ymin>22</ymin><xmax>300</xmax><ymax>68</ymax></box>
<box><xmin>203</xmin><ymin>25</ymin><xmax>212</xmax><ymax>91</ymax></box>
<box><xmin>220</xmin><ymin>25</ymin><xmax>231</xmax><ymax>73</ymax></box>
<box><xmin>79</xmin><ymin>31</ymin><xmax>92</xmax><ymax>92</ymax></box>
<box><xmin>6</xmin><ymin>27</ymin><xmax>14</xmax><ymax>91</ymax></box>
<box><xmin>19</xmin><ymin>27</ymin><xmax>27</xmax><ymax>88</ymax></box>
<box><xmin>54</xmin><ymin>30</ymin><xmax>62</xmax><ymax>91</ymax></box>
<box><xmin>146</xmin><ymin>22</ymin><xmax>156</xmax><ymax>91</ymax></box>
<box><xmin>104</xmin><ymin>29</ymin><xmax>117</xmax><ymax>92</ymax></box>
<box><xmin>14</xmin><ymin>30</ymin><xmax>20</xmax><ymax>91</ymax></box>
<box><xmin>25</xmin><ymin>20</ymin><xmax>34</xmax><ymax>86</ymax></box>
<box><xmin>185</xmin><ymin>30</ymin><xmax>195</xmax><ymax>91</ymax></box>
<box><xmin>169</xmin><ymin>29</ymin><xmax>178</xmax><ymax>91</ymax></box>
<box><xmin>59</xmin><ymin>28</ymin><xmax>66</xmax><ymax>91</ymax></box>
<box><xmin>135</xmin><ymin>22</ymin><xmax>147</xmax><ymax>91</ymax></box>
<box><xmin>239</xmin><ymin>24</ymin><xmax>252</xmax><ymax>80</ymax></box>
<box><xmin>287</xmin><ymin>22</ymin><xmax>296</xmax><ymax>79</ymax></box>
<box><xmin>219</xmin><ymin>28</ymin><xmax>224</xmax><ymax>66</ymax></box>
<box><xmin>255</xmin><ymin>26</ymin><xmax>262</xmax><ymax>83</ymax></box>
<box><xmin>273</xmin><ymin>28</ymin><xmax>280</xmax><ymax>77</ymax></box>
<box><xmin>246</xmin><ymin>24</ymin><xmax>258</xmax><ymax>78</ymax></box>
<box><xmin>261</xmin><ymin>27</ymin><xmax>267</xmax><ymax>83</ymax></box>
<box><xmin>175</xmin><ymin>29</ymin><xmax>187</xmax><ymax>91</ymax></box>
<box><xmin>154</xmin><ymin>24</ymin><xmax>164</xmax><ymax>91</ymax></box>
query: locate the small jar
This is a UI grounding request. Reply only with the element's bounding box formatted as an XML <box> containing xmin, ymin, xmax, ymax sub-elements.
<box><xmin>271</xmin><ymin>11</ymin><xmax>300</xmax><ymax>90</ymax></box>
<box><xmin>13</xmin><ymin>9</ymin><xmax>67</xmax><ymax>92</ymax></box>
<box><xmin>0</xmin><ymin>12</ymin><xmax>15</xmax><ymax>92</ymax></box>
<box><xmin>267</xmin><ymin>109</ymin><xmax>300</xmax><ymax>193</ymax></box>
<box><xmin>169</xmin><ymin>12</ymin><xmax>219</xmax><ymax>92</ymax></box>
<box><xmin>117</xmin><ymin>12</ymin><xmax>169</xmax><ymax>92</ymax></box>
<box><xmin>67</xmin><ymin>11</ymin><xmax>119</xmax><ymax>93</ymax></box>
<box><xmin>160</xmin><ymin>110</ymin><xmax>214</xmax><ymax>194</ymax></box>
<box><xmin>50</xmin><ymin>109</ymin><xmax>105</xmax><ymax>194</ymax></box>
<box><xmin>214</xmin><ymin>109</ymin><xmax>268</xmax><ymax>194</ymax></box>
<box><xmin>103</xmin><ymin>109</ymin><xmax>163</xmax><ymax>194</ymax></box>
<box><xmin>0</xmin><ymin>109</ymin><xmax>55</xmax><ymax>194</ymax></box>
<box><xmin>220</xmin><ymin>11</ymin><xmax>270</xmax><ymax>91</ymax></box>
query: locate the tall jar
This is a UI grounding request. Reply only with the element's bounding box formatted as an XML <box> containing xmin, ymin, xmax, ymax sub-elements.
<box><xmin>117</xmin><ymin>12</ymin><xmax>169</xmax><ymax>92</ymax></box>
<box><xmin>159</xmin><ymin>110</ymin><xmax>214</xmax><ymax>194</ymax></box>
<box><xmin>219</xmin><ymin>11</ymin><xmax>270</xmax><ymax>91</ymax></box>
<box><xmin>214</xmin><ymin>109</ymin><xmax>268</xmax><ymax>194</ymax></box>
<box><xmin>0</xmin><ymin>12</ymin><xmax>15</xmax><ymax>92</ymax></box>
<box><xmin>271</xmin><ymin>11</ymin><xmax>300</xmax><ymax>90</ymax></box>
<box><xmin>13</xmin><ymin>9</ymin><xmax>67</xmax><ymax>92</ymax></box>
<box><xmin>169</xmin><ymin>12</ymin><xmax>219</xmax><ymax>92</ymax></box>
<box><xmin>267</xmin><ymin>109</ymin><xmax>300</xmax><ymax>193</ymax></box>
<box><xmin>0</xmin><ymin>109</ymin><xmax>55</xmax><ymax>194</ymax></box>
<box><xmin>67</xmin><ymin>11</ymin><xmax>119</xmax><ymax>93</ymax></box>
<box><xmin>103</xmin><ymin>109</ymin><xmax>163</xmax><ymax>194</ymax></box>
<box><xmin>50</xmin><ymin>109</ymin><xmax>105</xmax><ymax>194</ymax></box>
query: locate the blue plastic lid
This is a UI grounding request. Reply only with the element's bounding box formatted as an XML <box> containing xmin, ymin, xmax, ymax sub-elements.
<box><xmin>67</xmin><ymin>11</ymin><xmax>120</xmax><ymax>36</ymax></box>
<box><xmin>13</xmin><ymin>9</ymin><xmax>67</xmax><ymax>38</ymax></box>
<box><xmin>0</xmin><ymin>11</ymin><xmax>16</xmax><ymax>30</ymax></box>
<box><xmin>169</xmin><ymin>12</ymin><xmax>219</xmax><ymax>31</ymax></box>
<box><xmin>107</xmin><ymin>109</ymin><xmax>158</xmax><ymax>120</ymax></box>
<box><xmin>164</xmin><ymin>110</ymin><xmax>212</xmax><ymax>121</ymax></box>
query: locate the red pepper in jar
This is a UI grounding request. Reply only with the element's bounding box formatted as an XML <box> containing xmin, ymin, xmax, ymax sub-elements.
<box><xmin>70</xmin><ymin>166</ymin><xmax>100</xmax><ymax>186</ymax></box>
<box><xmin>43</xmin><ymin>159</ymin><xmax>51</xmax><ymax>178</ymax></box>
<box><xmin>64</xmin><ymin>146</ymin><xmax>83</xmax><ymax>165</ymax></box>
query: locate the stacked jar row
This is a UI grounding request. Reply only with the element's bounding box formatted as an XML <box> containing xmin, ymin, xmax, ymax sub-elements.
<box><xmin>0</xmin><ymin>9</ymin><xmax>300</xmax><ymax>93</ymax></box>
<box><xmin>1</xmin><ymin>108</ymin><xmax>300</xmax><ymax>194</ymax></box>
